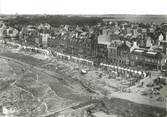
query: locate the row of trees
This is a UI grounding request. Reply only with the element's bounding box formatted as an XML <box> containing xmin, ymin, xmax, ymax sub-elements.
<box><xmin>4</xmin><ymin>15</ymin><xmax>103</xmax><ymax>28</ymax></box>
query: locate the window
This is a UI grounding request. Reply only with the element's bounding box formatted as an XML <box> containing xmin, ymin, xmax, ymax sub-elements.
<box><xmin>144</xmin><ymin>58</ymin><xmax>147</xmax><ymax>62</ymax></box>
<box><xmin>9</xmin><ymin>30</ymin><xmax>13</xmax><ymax>34</ymax></box>
<box><xmin>135</xmin><ymin>55</ymin><xmax>138</xmax><ymax>60</ymax></box>
<box><xmin>148</xmin><ymin>58</ymin><xmax>150</xmax><ymax>62</ymax></box>
<box><xmin>151</xmin><ymin>59</ymin><xmax>154</xmax><ymax>63</ymax></box>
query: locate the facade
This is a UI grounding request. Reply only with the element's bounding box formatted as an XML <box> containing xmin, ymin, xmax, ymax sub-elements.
<box><xmin>158</xmin><ymin>33</ymin><xmax>164</xmax><ymax>46</ymax></box>
<box><xmin>107</xmin><ymin>40</ymin><xmax>121</xmax><ymax>64</ymax></box>
<box><xmin>97</xmin><ymin>30</ymin><xmax>111</xmax><ymax>64</ymax></box>
<box><xmin>41</xmin><ymin>33</ymin><xmax>50</xmax><ymax>48</ymax></box>
<box><xmin>146</xmin><ymin>36</ymin><xmax>152</xmax><ymax>48</ymax></box>
<box><xmin>117</xmin><ymin>41</ymin><xmax>131</xmax><ymax>66</ymax></box>
<box><xmin>47</xmin><ymin>30</ymin><xmax>98</xmax><ymax>61</ymax></box>
<box><xmin>160</xmin><ymin>41</ymin><xmax>167</xmax><ymax>55</ymax></box>
<box><xmin>19</xmin><ymin>26</ymin><xmax>39</xmax><ymax>46</ymax></box>
<box><xmin>97</xmin><ymin>44</ymin><xmax>108</xmax><ymax>64</ymax></box>
<box><xmin>130</xmin><ymin>48</ymin><xmax>166</xmax><ymax>70</ymax></box>
<box><xmin>97</xmin><ymin>29</ymin><xmax>111</xmax><ymax>46</ymax></box>
<box><xmin>108</xmin><ymin>40</ymin><xmax>130</xmax><ymax>66</ymax></box>
<box><xmin>6</xmin><ymin>27</ymin><xmax>19</xmax><ymax>39</ymax></box>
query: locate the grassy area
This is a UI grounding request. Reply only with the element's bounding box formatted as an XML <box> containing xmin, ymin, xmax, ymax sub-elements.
<box><xmin>0</xmin><ymin>52</ymin><xmax>45</xmax><ymax>66</ymax></box>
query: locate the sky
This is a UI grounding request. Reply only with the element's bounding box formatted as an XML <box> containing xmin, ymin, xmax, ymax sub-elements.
<box><xmin>0</xmin><ymin>0</ymin><xmax>167</xmax><ymax>15</ymax></box>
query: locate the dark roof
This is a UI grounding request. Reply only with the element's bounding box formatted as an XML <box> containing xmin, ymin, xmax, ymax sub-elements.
<box><xmin>117</xmin><ymin>41</ymin><xmax>130</xmax><ymax>51</ymax></box>
<box><xmin>110</xmin><ymin>34</ymin><xmax>120</xmax><ymax>40</ymax></box>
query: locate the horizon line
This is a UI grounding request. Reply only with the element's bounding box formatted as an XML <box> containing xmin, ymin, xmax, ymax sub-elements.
<box><xmin>1</xmin><ymin>13</ymin><xmax>167</xmax><ymax>16</ymax></box>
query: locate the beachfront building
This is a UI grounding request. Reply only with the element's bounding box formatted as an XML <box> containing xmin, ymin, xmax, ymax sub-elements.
<box><xmin>130</xmin><ymin>48</ymin><xmax>166</xmax><ymax>70</ymax></box>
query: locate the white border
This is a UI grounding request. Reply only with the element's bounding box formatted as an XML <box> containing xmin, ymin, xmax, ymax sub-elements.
<box><xmin>1</xmin><ymin>0</ymin><xmax>167</xmax><ymax>15</ymax></box>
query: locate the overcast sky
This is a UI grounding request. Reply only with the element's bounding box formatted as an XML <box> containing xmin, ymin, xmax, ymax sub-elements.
<box><xmin>0</xmin><ymin>0</ymin><xmax>167</xmax><ymax>15</ymax></box>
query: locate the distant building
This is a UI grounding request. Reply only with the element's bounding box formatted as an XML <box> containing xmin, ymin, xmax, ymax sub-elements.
<box><xmin>117</xmin><ymin>41</ymin><xmax>131</xmax><ymax>66</ymax></box>
<box><xmin>132</xmin><ymin>28</ymin><xmax>138</xmax><ymax>36</ymax></box>
<box><xmin>146</xmin><ymin>36</ymin><xmax>152</xmax><ymax>48</ymax></box>
<box><xmin>158</xmin><ymin>33</ymin><xmax>164</xmax><ymax>45</ymax></box>
<box><xmin>38</xmin><ymin>23</ymin><xmax>51</xmax><ymax>31</ymax></box>
<box><xmin>20</xmin><ymin>26</ymin><xmax>39</xmax><ymax>45</ymax></box>
<box><xmin>126</xmin><ymin>27</ymin><xmax>132</xmax><ymax>35</ymax></box>
<box><xmin>96</xmin><ymin>44</ymin><xmax>108</xmax><ymax>64</ymax></box>
<box><xmin>160</xmin><ymin>41</ymin><xmax>167</xmax><ymax>55</ymax></box>
<box><xmin>142</xmin><ymin>28</ymin><xmax>147</xmax><ymax>34</ymax></box>
<box><xmin>6</xmin><ymin>27</ymin><xmax>19</xmax><ymax>39</ymax></box>
<box><xmin>149</xmin><ymin>28</ymin><xmax>154</xmax><ymax>33</ymax></box>
<box><xmin>41</xmin><ymin>33</ymin><xmax>50</xmax><ymax>48</ymax></box>
<box><xmin>64</xmin><ymin>25</ymin><xmax>70</xmax><ymax>31</ymax></box>
<box><xmin>97</xmin><ymin>30</ymin><xmax>112</xmax><ymax>64</ymax></box>
<box><xmin>130</xmin><ymin>41</ymin><xmax>139</xmax><ymax>53</ymax></box>
<box><xmin>98</xmin><ymin>29</ymin><xmax>111</xmax><ymax>45</ymax></box>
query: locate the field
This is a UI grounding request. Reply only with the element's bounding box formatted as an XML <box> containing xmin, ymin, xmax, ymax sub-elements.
<box><xmin>100</xmin><ymin>15</ymin><xmax>167</xmax><ymax>24</ymax></box>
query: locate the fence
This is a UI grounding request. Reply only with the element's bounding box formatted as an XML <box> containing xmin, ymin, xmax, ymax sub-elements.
<box><xmin>7</xmin><ymin>42</ymin><xmax>21</xmax><ymax>49</ymax></box>
<box><xmin>54</xmin><ymin>51</ymin><xmax>94</xmax><ymax>66</ymax></box>
<box><xmin>99</xmin><ymin>63</ymin><xmax>146</xmax><ymax>78</ymax></box>
<box><xmin>71</xmin><ymin>56</ymin><xmax>94</xmax><ymax>66</ymax></box>
<box><xmin>21</xmin><ymin>45</ymin><xmax>50</xmax><ymax>56</ymax></box>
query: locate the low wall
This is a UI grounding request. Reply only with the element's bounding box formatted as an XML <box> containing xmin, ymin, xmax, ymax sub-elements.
<box><xmin>93</xmin><ymin>97</ymin><xmax>167</xmax><ymax>117</ymax></box>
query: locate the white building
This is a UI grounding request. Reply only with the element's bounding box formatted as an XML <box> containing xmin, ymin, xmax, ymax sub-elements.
<box><xmin>97</xmin><ymin>29</ymin><xmax>114</xmax><ymax>45</ymax></box>
<box><xmin>158</xmin><ymin>33</ymin><xmax>164</xmax><ymax>46</ymax></box>
<box><xmin>41</xmin><ymin>33</ymin><xmax>50</xmax><ymax>48</ymax></box>
<box><xmin>38</xmin><ymin>23</ymin><xmax>51</xmax><ymax>30</ymax></box>
<box><xmin>6</xmin><ymin>27</ymin><xmax>19</xmax><ymax>38</ymax></box>
<box><xmin>146</xmin><ymin>36</ymin><xmax>152</xmax><ymax>48</ymax></box>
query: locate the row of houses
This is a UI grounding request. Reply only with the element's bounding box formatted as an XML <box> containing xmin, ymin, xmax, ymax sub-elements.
<box><xmin>96</xmin><ymin>23</ymin><xmax>167</xmax><ymax>70</ymax></box>
<box><xmin>1</xmin><ymin>20</ymin><xmax>167</xmax><ymax>70</ymax></box>
<box><xmin>98</xmin><ymin>39</ymin><xmax>167</xmax><ymax>70</ymax></box>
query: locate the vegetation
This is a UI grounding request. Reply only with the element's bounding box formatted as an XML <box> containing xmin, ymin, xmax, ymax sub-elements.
<box><xmin>4</xmin><ymin>15</ymin><xmax>103</xmax><ymax>28</ymax></box>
